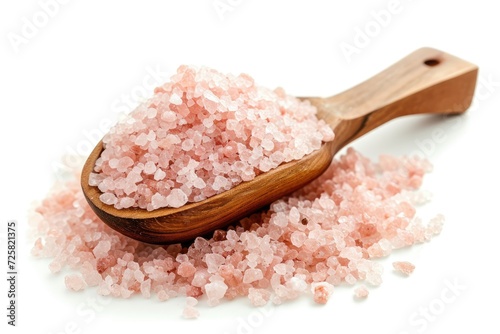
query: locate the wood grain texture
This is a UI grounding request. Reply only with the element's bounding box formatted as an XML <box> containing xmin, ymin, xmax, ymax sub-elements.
<box><xmin>81</xmin><ymin>47</ymin><xmax>478</xmax><ymax>244</ymax></box>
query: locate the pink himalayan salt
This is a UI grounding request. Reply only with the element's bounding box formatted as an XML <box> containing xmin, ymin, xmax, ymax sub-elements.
<box><xmin>182</xmin><ymin>297</ymin><xmax>199</xmax><ymax>319</ymax></box>
<box><xmin>354</xmin><ymin>285</ymin><xmax>369</xmax><ymax>299</ymax></box>
<box><xmin>393</xmin><ymin>261</ymin><xmax>416</xmax><ymax>276</ymax></box>
<box><xmin>65</xmin><ymin>274</ymin><xmax>86</xmax><ymax>291</ymax></box>
<box><xmin>90</xmin><ymin>65</ymin><xmax>334</xmax><ymax>211</ymax></box>
<box><xmin>30</xmin><ymin>148</ymin><xmax>440</xmax><ymax>317</ymax></box>
<box><xmin>205</xmin><ymin>279</ymin><xmax>228</xmax><ymax>306</ymax></box>
<box><xmin>312</xmin><ymin>282</ymin><xmax>334</xmax><ymax>304</ymax></box>
<box><xmin>248</xmin><ymin>288</ymin><xmax>271</xmax><ymax>307</ymax></box>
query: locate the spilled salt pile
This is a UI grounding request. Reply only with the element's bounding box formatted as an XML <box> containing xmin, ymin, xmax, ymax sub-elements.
<box><xmin>31</xmin><ymin>148</ymin><xmax>444</xmax><ymax>318</ymax></box>
<box><xmin>90</xmin><ymin>65</ymin><xmax>334</xmax><ymax>210</ymax></box>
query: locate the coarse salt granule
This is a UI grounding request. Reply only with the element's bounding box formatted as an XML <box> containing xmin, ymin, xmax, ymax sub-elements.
<box><xmin>354</xmin><ymin>285</ymin><xmax>369</xmax><ymax>299</ymax></box>
<box><xmin>392</xmin><ymin>261</ymin><xmax>416</xmax><ymax>276</ymax></box>
<box><xmin>31</xmin><ymin>148</ymin><xmax>441</xmax><ymax>317</ymax></box>
<box><xmin>90</xmin><ymin>65</ymin><xmax>334</xmax><ymax>211</ymax></box>
<box><xmin>182</xmin><ymin>297</ymin><xmax>199</xmax><ymax>319</ymax></box>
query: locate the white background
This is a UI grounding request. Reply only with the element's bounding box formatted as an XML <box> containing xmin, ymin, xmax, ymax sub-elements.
<box><xmin>1</xmin><ymin>0</ymin><xmax>499</xmax><ymax>333</ymax></box>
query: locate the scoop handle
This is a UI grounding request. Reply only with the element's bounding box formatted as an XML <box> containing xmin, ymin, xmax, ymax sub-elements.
<box><xmin>308</xmin><ymin>47</ymin><xmax>478</xmax><ymax>151</ymax></box>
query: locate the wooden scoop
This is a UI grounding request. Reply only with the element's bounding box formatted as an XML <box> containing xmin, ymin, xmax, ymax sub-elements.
<box><xmin>81</xmin><ymin>47</ymin><xmax>478</xmax><ymax>244</ymax></box>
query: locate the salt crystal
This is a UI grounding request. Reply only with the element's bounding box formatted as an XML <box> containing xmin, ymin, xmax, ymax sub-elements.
<box><xmin>273</xmin><ymin>263</ymin><xmax>287</xmax><ymax>275</ymax></box>
<box><xmin>134</xmin><ymin>133</ymin><xmax>149</xmax><ymax>146</ymax></box>
<box><xmin>272</xmin><ymin>212</ymin><xmax>288</xmax><ymax>228</ymax></box>
<box><xmin>243</xmin><ymin>268</ymin><xmax>263</xmax><ymax>284</ymax></box>
<box><xmin>311</xmin><ymin>282</ymin><xmax>334</xmax><ymax>304</ymax></box>
<box><xmin>93</xmin><ymin>240</ymin><xmax>111</xmax><ymax>258</ymax></box>
<box><xmin>193</xmin><ymin>178</ymin><xmax>206</xmax><ymax>189</ymax></box>
<box><xmin>290</xmin><ymin>231</ymin><xmax>306</xmax><ymax>247</ymax></box>
<box><xmin>182</xmin><ymin>297</ymin><xmax>199</xmax><ymax>319</ymax></box>
<box><xmin>169</xmin><ymin>93</ymin><xmax>183</xmax><ymax>105</ymax></box>
<box><xmin>143</xmin><ymin>161</ymin><xmax>156</xmax><ymax>175</ymax></box>
<box><xmin>182</xmin><ymin>306</ymin><xmax>199</xmax><ymax>319</ymax></box>
<box><xmin>119</xmin><ymin>197</ymin><xmax>135</xmax><ymax>209</ymax></box>
<box><xmin>191</xmin><ymin>269</ymin><xmax>210</xmax><ymax>287</ymax></box>
<box><xmin>99</xmin><ymin>193</ymin><xmax>117</xmax><ymax>206</ymax></box>
<box><xmin>354</xmin><ymin>285</ymin><xmax>369</xmax><ymax>299</ymax></box>
<box><xmin>166</xmin><ymin>189</ymin><xmax>188</xmax><ymax>208</ymax></box>
<box><xmin>150</xmin><ymin>193</ymin><xmax>168</xmax><ymax>210</ymax></box>
<box><xmin>65</xmin><ymin>274</ymin><xmax>86</xmax><ymax>291</ymax></box>
<box><xmin>181</xmin><ymin>139</ymin><xmax>194</xmax><ymax>151</ymax></box>
<box><xmin>140</xmin><ymin>279</ymin><xmax>151</xmax><ymax>298</ymax></box>
<box><xmin>212</xmin><ymin>176</ymin><xmax>228</xmax><ymax>191</ymax></box>
<box><xmin>393</xmin><ymin>261</ymin><xmax>415</xmax><ymax>276</ymax></box>
<box><xmin>161</xmin><ymin>110</ymin><xmax>176</xmax><ymax>122</ymax></box>
<box><xmin>153</xmin><ymin>168</ymin><xmax>166</xmax><ymax>181</ymax></box>
<box><xmin>178</xmin><ymin>262</ymin><xmax>196</xmax><ymax>278</ymax></box>
<box><xmin>248</xmin><ymin>288</ymin><xmax>271</xmax><ymax>306</ymax></box>
<box><xmin>117</xmin><ymin>156</ymin><xmax>134</xmax><ymax>173</ymax></box>
<box><xmin>204</xmin><ymin>280</ymin><xmax>228</xmax><ymax>306</ymax></box>
<box><xmin>205</xmin><ymin>253</ymin><xmax>225</xmax><ymax>274</ymax></box>
<box><xmin>426</xmin><ymin>214</ymin><xmax>445</xmax><ymax>237</ymax></box>
<box><xmin>261</xmin><ymin>138</ymin><xmax>274</xmax><ymax>151</ymax></box>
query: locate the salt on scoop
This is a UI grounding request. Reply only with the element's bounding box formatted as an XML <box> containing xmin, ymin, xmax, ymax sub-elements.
<box><xmin>91</xmin><ymin>65</ymin><xmax>334</xmax><ymax>211</ymax></box>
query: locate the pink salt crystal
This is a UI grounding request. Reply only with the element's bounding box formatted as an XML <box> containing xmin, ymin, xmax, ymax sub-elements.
<box><xmin>134</xmin><ymin>269</ymin><xmax>145</xmax><ymax>283</ymax></box>
<box><xmin>99</xmin><ymin>193</ymin><xmax>117</xmax><ymax>206</ymax></box>
<box><xmin>143</xmin><ymin>161</ymin><xmax>156</xmax><ymax>175</ymax></box>
<box><xmin>177</xmin><ymin>261</ymin><xmax>196</xmax><ymax>278</ymax></box>
<box><xmin>93</xmin><ymin>240</ymin><xmax>111</xmax><ymax>258</ymax></box>
<box><xmin>312</xmin><ymin>282</ymin><xmax>334</xmax><ymax>304</ymax></box>
<box><xmin>212</xmin><ymin>175</ymin><xmax>229</xmax><ymax>191</ymax></box>
<box><xmin>96</xmin><ymin>255</ymin><xmax>116</xmax><ymax>274</ymax></box>
<box><xmin>167</xmin><ymin>189</ymin><xmax>188</xmax><ymax>208</ymax></box>
<box><xmin>182</xmin><ymin>305</ymin><xmax>199</xmax><ymax>318</ymax></box>
<box><xmin>153</xmin><ymin>168</ymin><xmax>166</xmax><ymax>181</ymax></box>
<box><xmin>169</xmin><ymin>93</ymin><xmax>183</xmax><ymax>105</ymax></box>
<box><xmin>119</xmin><ymin>197</ymin><xmax>135</xmax><ymax>209</ymax></box>
<box><xmin>182</xmin><ymin>297</ymin><xmax>199</xmax><ymax>319</ymax></box>
<box><xmin>393</xmin><ymin>261</ymin><xmax>415</xmax><ymax>276</ymax></box>
<box><xmin>243</xmin><ymin>268</ymin><xmax>263</xmax><ymax>284</ymax></box>
<box><xmin>150</xmin><ymin>193</ymin><xmax>168</xmax><ymax>210</ymax></box>
<box><xmin>273</xmin><ymin>263</ymin><xmax>287</xmax><ymax>276</ymax></box>
<box><xmin>65</xmin><ymin>274</ymin><xmax>86</xmax><ymax>291</ymax></box>
<box><xmin>191</xmin><ymin>269</ymin><xmax>210</xmax><ymax>287</ymax></box>
<box><xmin>116</xmin><ymin>156</ymin><xmax>134</xmax><ymax>173</ymax></box>
<box><xmin>272</xmin><ymin>212</ymin><xmax>288</xmax><ymax>228</ymax></box>
<box><xmin>31</xmin><ymin>237</ymin><xmax>44</xmax><ymax>256</ymax></box>
<box><xmin>186</xmin><ymin>296</ymin><xmax>198</xmax><ymax>307</ymax></box>
<box><xmin>290</xmin><ymin>231</ymin><xmax>306</xmax><ymax>247</ymax></box>
<box><xmin>248</xmin><ymin>288</ymin><xmax>272</xmax><ymax>306</ymax></box>
<box><xmin>157</xmin><ymin>290</ymin><xmax>170</xmax><ymax>302</ymax></box>
<box><xmin>354</xmin><ymin>285</ymin><xmax>369</xmax><ymax>299</ymax></box>
<box><xmin>161</xmin><ymin>110</ymin><xmax>176</xmax><ymax>122</ymax></box>
<box><xmin>140</xmin><ymin>279</ymin><xmax>151</xmax><ymax>298</ymax></box>
<box><xmin>81</xmin><ymin>262</ymin><xmax>102</xmax><ymax>286</ymax></box>
<box><xmin>426</xmin><ymin>214</ymin><xmax>445</xmax><ymax>237</ymax></box>
<box><xmin>182</xmin><ymin>305</ymin><xmax>199</xmax><ymax>319</ymax></box>
<box><xmin>204</xmin><ymin>280</ymin><xmax>228</xmax><ymax>306</ymax></box>
<box><xmin>134</xmin><ymin>133</ymin><xmax>149</xmax><ymax>146</ymax></box>
<box><xmin>205</xmin><ymin>253</ymin><xmax>225</xmax><ymax>274</ymax></box>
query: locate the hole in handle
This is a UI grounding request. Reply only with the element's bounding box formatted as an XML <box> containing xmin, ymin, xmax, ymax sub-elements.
<box><xmin>424</xmin><ymin>59</ymin><xmax>440</xmax><ymax>67</ymax></box>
